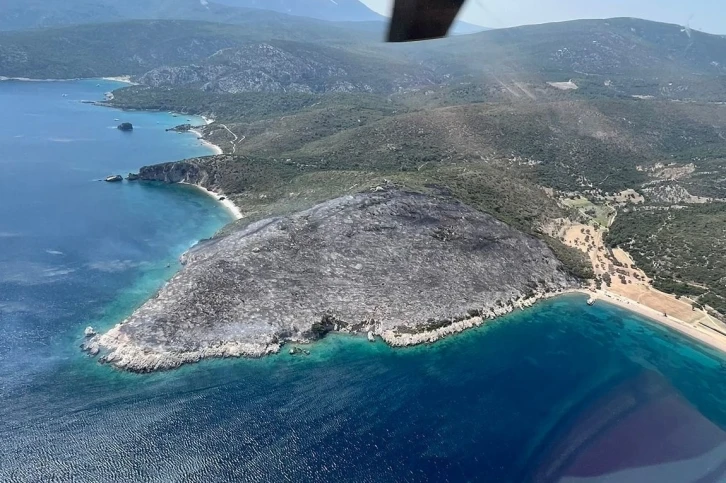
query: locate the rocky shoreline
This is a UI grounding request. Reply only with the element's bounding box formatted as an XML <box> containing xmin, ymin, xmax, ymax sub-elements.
<box><xmin>82</xmin><ymin>189</ymin><xmax>580</xmax><ymax>373</ymax></box>
<box><xmin>83</xmin><ymin>288</ymin><xmax>576</xmax><ymax>373</ymax></box>
<box><xmin>130</xmin><ymin>157</ymin><xmax>227</xmax><ymax>191</ymax></box>
<box><xmin>124</xmin><ymin>157</ymin><xmax>243</xmax><ymax>219</ymax></box>
<box><xmin>84</xmin><ymin>328</ymin><xmax>280</xmax><ymax>373</ymax></box>
<box><xmin>379</xmin><ymin>289</ymin><xmax>572</xmax><ymax>347</ymax></box>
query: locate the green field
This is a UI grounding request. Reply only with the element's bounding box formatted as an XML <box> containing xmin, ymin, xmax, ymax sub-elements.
<box><xmin>562</xmin><ymin>198</ymin><xmax>615</xmax><ymax>227</ymax></box>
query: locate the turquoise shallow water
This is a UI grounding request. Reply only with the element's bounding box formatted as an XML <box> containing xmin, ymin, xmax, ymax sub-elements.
<box><xmin>1</xmin><ymin>81</ymin><xmax>726</xmax><ymax>482</ymax></box>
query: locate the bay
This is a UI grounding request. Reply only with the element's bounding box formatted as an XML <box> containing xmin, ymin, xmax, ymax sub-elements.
<box><xmin>1</xmin><ymin>80</ymin><xmax>725</xmax><ymax>482</ymax></box>
<box><xmin>0</xmin><ymin>79</ymin><xmax>231</xmax><ymax>399</ymax></box>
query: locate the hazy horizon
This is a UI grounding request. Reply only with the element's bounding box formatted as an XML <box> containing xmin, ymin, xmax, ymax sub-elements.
<box><xmin>360</xmin><ymin>0</ymin><xmax>725</xmax><ymax>34</ymax></box>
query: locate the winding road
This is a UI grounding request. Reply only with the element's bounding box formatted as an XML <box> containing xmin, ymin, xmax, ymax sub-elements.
<box><xmin>220</xmin><ymin>124</ymin><xmax>239</xmax><ymax>153</ymax></box>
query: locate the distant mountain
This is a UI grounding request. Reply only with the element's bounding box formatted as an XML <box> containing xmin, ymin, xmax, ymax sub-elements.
<box><xmin>0</xmin><ymin>19</ymin><xmax>375</xmax><ymax>79</ymax></box>
<box><xmin>0</xmin><ymin>0</ymin><xmax>486</xmax><ymax>39</ymax></box>
<box><xmin>0</xmin><ymin>19</ymin><xmax>432</xmax><ymax>89</ymax></box>
<box><xmin>460</xmin><ymin>18</ymin><xmax>726</xmax><ymax>75</ymax></box>
<box><xmin>4</xmin><ymin>16</ymin><xmax>725</xmax><ymax>101</ymax></box>
<box><xmin>138</xmin><ymin>39</ymin><xmax>439</xmax><ymax>94</ymax></box>
<box><xmin>451</xmin><ymin>22</ymin><xmax>490</xmax><ymax>35</ymax></box>
<box><xmin>214</xmin><ymin>0</ymin><xmax>490</xmax><ymax>35</ymax></box>
<box><xmin>402</xmin><ymin>17</ymin><xmax>726</xmax><ymax>101</ymax></box>
<box><xmin>0</xmin><ymin>0</ymin><xmax>378</xmax><ymax>31</ymax></box>
<box><xmin>213</xmin><ymin>0</ymin><xmax>384</xmax><ymax>22</ymax></box>
<box><xmin>0</xmin><ymin>0</ymin><xmax>386</xmax><ymax>31</ymax></box>
<box><xmin>0</xmin><ymin>0</ymin><xmax>237</xmax><ymax>30</ymax></box>
<box><xmin>449</xmin><ymin>17</ymin><xmax>726</xmax><ymax>76</ymax></box>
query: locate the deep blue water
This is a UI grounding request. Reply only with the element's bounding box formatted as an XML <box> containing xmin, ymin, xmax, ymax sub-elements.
<box><xmin>2</xmin><ymin>81</ymin><xmax>726</xmax><ymax>482</ymax></box>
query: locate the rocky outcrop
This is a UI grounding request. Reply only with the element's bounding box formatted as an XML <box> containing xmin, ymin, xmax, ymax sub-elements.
<box><xmin>128</xmin><ymin>155</ymin><xmax>246</xmax><ymax>196</ymax></box>
<box><xmin>642</xmin><ymin>182</ymin><xmax>714</xmax><ymax>204</ymax></box>
<box><xmin>137</xmin><ymin>42</ymin><xmax>433</xmax><ymax>94</ymax></box>
<box><xmin>131</xmin><ymin>157</ymin><xmax>223</xmax><ymax>191</ymax></box>
<box><xmin>166</xmin><ymin>124</ymin><xmax>193</xmax><ymax>133</ymax></box>
<box><xmin>117</xmin><ymin>122</ymin><xmax>133</xmax><ymax>131</ymax></box>
<box><xmin>380</xmin><ymin>290</ymin><xmax>559</xmax><ymax>347</ymax></box>
<box><xmin>85</xmin><ymin>189</ymin><xmax>579</xmax><ymax>372</ymax></box>
<box><xmin>104</xmin><ymin>175</ymin><xmax>123</xmax><ymax>182</ymax></box>
<box><xmin>138</xmin><ymin>43</ymin><xmax>366</xmax><ymax>94</ymax></box>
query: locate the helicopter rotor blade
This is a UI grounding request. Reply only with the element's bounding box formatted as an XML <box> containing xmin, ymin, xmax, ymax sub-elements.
<box><xmin>387</xmin><ymin>0</ymin><xmax>466</xmax><ymax>42</ymax></box>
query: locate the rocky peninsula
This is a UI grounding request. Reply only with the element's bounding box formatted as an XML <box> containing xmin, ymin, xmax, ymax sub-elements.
<box><xmin>84</xmin><ymin>189</ymin><xmax>579</xmax><ymax>372</ymax></box>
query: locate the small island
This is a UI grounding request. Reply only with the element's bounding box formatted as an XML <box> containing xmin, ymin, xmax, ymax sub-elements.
<box><xmin>117</xmin><ymin>122</ymin><xmax>133</xmax><ymax>131</ymax></box>
<box><xmin>105</xmin><ymin>175</ymin><xmax>123</xmax><ymax>182</ymax></box>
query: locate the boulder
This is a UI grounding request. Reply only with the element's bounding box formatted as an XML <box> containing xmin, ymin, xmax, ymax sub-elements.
<box><xmin>105</xmin><ymin>175</ymin><xmax>123</xmax><ymax>183</ymax></box>
<box><xmin>117</xmin><ymin>122</ymin><xmax>134</xmax><ymax>131</ymax></box>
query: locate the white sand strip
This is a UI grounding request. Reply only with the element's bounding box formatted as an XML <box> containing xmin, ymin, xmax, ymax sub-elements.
<box><xmin>182</xmin><ymin>183</ymin><xmax>243</xmax><ymax>220</ymax></box>
<box><xmin>582</xmin><ymin>289</ymin><xmax>726</xmax><ymax>355</ymax></box>
<box><xmin>189</xmin><ymin>129</ymin><xmax>223</xmax><ymax>155</ymax></box>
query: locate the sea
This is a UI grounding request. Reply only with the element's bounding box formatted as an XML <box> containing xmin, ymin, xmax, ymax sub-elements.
<box><xmin>1</xmin><ymin>80</ymin><xmax>726</xmax><ymax>482</ymax></box>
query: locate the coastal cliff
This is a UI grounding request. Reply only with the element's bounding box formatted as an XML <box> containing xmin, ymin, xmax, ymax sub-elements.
<box><xmin>84</xmin><ymin>189</ymin><xmax>579</xmax><ymax>372</ymax></box>
<box><xmin>135</xmin><ymin>157</ymin><xmax>225</xmax><ymax>190</ymax></box>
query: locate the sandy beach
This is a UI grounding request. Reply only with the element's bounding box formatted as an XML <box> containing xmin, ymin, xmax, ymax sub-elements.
<box><xmin>586</xmin><ymin>289</ymin><xmax>726</xmax><ymax>355</ymax></box>
<box><xmin>100</xmin><ymin>76</ymin><xmax>136</xmax><ymax>85</ymax></box>
<box><xmin>559</xmin><ymin>218</ymin><xmax>726</xmax><ymax>357</ymax></box>
<box><xmin>189</xmin><ymin>128</ymin><xmax>223</xmax><ymax>155</ymax></box>
<box><xmin>1</xmin><ymin>75</ymin><xmax>136</xmax><ymax>84</ymax></box>
<box><xmin>0</xmin><ymin>76</ymin><xmax>82</xmax><ymax>82</ymax></box>
<box><xmin>181</xmin><ymin>182</ymin><xmax>243</xmax><ymax>220</ymax></box>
